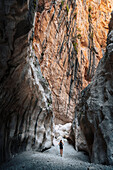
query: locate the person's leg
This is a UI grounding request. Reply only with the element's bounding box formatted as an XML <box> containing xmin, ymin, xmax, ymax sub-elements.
<box><xmin>60</xmin><ymin>149</ymin><xmax>63</xmax><ymax>157</ymax></box>
<box><xmin>61</xmin><ymin>149</ymin><xmax>63</xmax><ymax>156</ymax></box>
<box><xmin>60</xmin><ymin>149</ymin><xmax>62</xmax><ymax>156</ymax></box>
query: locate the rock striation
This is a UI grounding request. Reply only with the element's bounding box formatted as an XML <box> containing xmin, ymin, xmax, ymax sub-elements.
<box><xmin>34</xmin><ymin>0</ymin><xmax>113</xmax><ymax>124</ymax></box>
<box><xmin>76</xmin><ymin>11</ymin><xmax>113</xmax><ymax>165</ymax></box>
<box><xmin>0</xmin><ymin>0</ymin><xmax>53</xmax><ymax>163</ymax></box>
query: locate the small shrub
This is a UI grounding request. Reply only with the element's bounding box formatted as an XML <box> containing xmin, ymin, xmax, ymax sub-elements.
<box><xmin>66</xmin><ymin>4</ymin><xmax>69</xmax><ymax>14</ymax></box>
<box><xmin>73</xmin><ymin>41</ymin><xmax>78</xmax><ymax>46</ymax></box>
<box><xmin>88</xmin><ymin>13</ymin><xmax>91</xmax><ymax>18</ymax></box>
<box><xmin>77</xmin><ymin>34</ymin><xmax>82</xmax><ymax>39</ymax></box>
<box><xmin>88</xmin><ymin>6</ymin><xmax>91</xmax><ymax>12</ymax></box>
<box><xmin>73</xmin><ymin>42</ymin><xmax>78</xmax><ymax>53</ymax></box>
<box><xmin>33</xmin><ymin>0</ymin><xmax>36</xmax><ymax>8</ymax></box>
<box><xmin>61</xmin><ymin>0</ymin><xmax>64</xmax><ymax>6</ymax></box>
<box><xmin>74</xmin><ymin>12</ymin><xmax>77</xmax><ymax>19</ymax></box>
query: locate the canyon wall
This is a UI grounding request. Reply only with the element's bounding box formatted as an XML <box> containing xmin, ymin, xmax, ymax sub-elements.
<box><xmin>34</xmin><ymin>0</ymin><xmax>113</xmax><ymax>124</ymax></box>
<box><xmin>77</xmin><ymin>11</ymin><xmax>113</xmax><ymax>165</ymax></box>
<box><xmin>0</xmin><ymin>0</ymin><xmax>53</xmax><ymax>163</ymax></box>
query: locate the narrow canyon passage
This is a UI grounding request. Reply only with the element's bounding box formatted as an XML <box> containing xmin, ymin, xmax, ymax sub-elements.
<box><xmin>1</xmin><ymin>139</ymin><xmax>113</xmax><ymax>170</ymax></box>
<box><xmin>1</xmin><ymin>123</ymin><xmax>113</xmax><ymax>170</ymax></box>
<box><xmin>0</xmin><ymin>0</ymin><xmax>113</xmax><ymax>169</ymax></box>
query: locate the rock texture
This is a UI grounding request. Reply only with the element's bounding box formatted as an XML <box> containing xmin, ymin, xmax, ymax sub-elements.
<box><xmin>54</xmin><ymin>123</ymin><xmax>72</xmax><ymax>140</ymax></box>
<box><xmin>34</xmin><ymin>0</ymin><xmax>113</xmax><ymax>124</ymax></box>
<box><xmin>69</xmin><ymin>120</ymin><xmax>88</xmax><ymax>152</ymax></box>
<box><xmin>77</xmin><ymin>11</ymin><xmax>113</xmax><ymax>165</ymax></box>
<box><xmin>0</xmin><ymin>0</ymin><xmax>53</xmax><ymax>163</ymax></box>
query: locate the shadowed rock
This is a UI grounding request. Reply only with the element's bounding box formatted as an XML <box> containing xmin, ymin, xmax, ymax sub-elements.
<box><xmin>0</xmin><ymin>0</ymin><xmax>53</xmax><ymax>163</ymax></box>
<box><xmin>76</xmin><ymin>12</ymin><xmax>113</xmax><ymax>165</ymax></box>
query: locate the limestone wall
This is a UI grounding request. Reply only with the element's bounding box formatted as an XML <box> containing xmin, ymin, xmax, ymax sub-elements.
<box><xmin>34</xmin><ymin>0</ymin><xmax>113</xmax><ymax>124</ymax></box>
<box><xmin>0</xmin><ymin>0</ymin><xmax>53</xmax><ymax>163</ymax></box>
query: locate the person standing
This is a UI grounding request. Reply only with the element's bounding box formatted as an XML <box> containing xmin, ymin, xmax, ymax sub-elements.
<box><xmin>59</xmin><ymin>140</ymin><xmax>64</xmax><ymax>157</ymax></box>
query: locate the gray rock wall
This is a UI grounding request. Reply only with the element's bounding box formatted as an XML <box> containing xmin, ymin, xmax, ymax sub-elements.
<box><xmin>76</xmin><ymin>11</ymin><xmax>113</xmax><ymax>165</ymax></box>
<box><xmin>0</xmin><ymin>0</ymin><xmax>53</xmax><ymax>163</ymax></box>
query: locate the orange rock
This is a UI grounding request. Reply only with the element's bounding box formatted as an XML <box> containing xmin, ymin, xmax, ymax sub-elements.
<box><xmin>34</xmin><ymin>0</ymin><xmax>113</xmax><ymax>124</ymax></box>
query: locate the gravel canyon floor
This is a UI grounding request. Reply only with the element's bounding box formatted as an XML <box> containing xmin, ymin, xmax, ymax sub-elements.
<box><xmin>1</xmin><ymin>140</ymin><xmax>113</xmax><ymax>170</ymax></box>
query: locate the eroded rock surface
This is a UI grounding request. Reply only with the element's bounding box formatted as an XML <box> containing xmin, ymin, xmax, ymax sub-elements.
<box><xmin>34</xmin><ymin>0</ymin><xmax>113</xmax><ymax>124</ymax></box>
<box><xmin>76</xmin><ymin>12</ymin><xmax>113</xmax><ymax>165</ymax></box>
<box><xmin>54</xmin><ymin>123</ymin><xmax>72</xmax><ymax>140</ymax></box>
<box><xmin>69</xmin><ymin>120</ymin><xmax>88</xmax><ymax>152</ymax></box>
<box><xmin>0</xmin><ymin>0</ymin><xmax>53</xmax><ymax>163</ymax></box>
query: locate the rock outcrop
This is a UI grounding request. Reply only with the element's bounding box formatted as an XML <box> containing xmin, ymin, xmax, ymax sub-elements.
<box><xmin>34</xmin><ymin>0</ymin><xmax>113</xmax><ymax>124</ymax></box>
<box><xmin>0</xmin><ymin>0</ymin><xmax>53</xmax><ymax>163</ymax></box>
<box><xmin>76</xmin><ymin>11</ymin><xmax>113</xmax><ymax>165</ymax></box>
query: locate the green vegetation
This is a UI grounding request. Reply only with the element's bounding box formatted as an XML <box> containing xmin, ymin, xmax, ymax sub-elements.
<box><xmin>88</xmin><ymin>6</ymin><xmax>92</xmax><ymax>12</ymax></box>
<box><xmin>88</xmin><ymin>13</ymin><xmax>91</xmax><ymax>19</ymax></box>
<box><xmin>33</xmin><ymin>0</ymin><xmax>36</xmax><ymax>8</ymax></box>
<box><xmin>61</xmin><ymin>0</ymin><xmax>64</xmax><ymax>6</ymax></box>
<box><xmin>66</xmin><ymin>4</ymin><xmax>69</xmax><ymax>14</ymax></box>
<box><xmin>72</xmin><ymin>41</ymin><xmax>78</xmax><ymax>53</ymax></box>
<box><xmin>88</xmin><ymin>6</ymin><xmax>92</xmax><ymax>19</ymax></box>
<box><xmin>32</xmin><ymin>45</ymin><xmax>34</xmax><ymax>50</ymax></box>
<box><xmin>74</xmin><ymin>12</ymin><xmax>77</xmax><ymax>19</ymax></box>
<box><xmin>77</xmin><ymin>34</ymin><xmax>81</xmax><ymax>39</ymax></box>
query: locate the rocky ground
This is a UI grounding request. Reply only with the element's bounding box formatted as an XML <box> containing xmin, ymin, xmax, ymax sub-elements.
<box><xmin>0</xmin><ymin>123</ymin><xmax>113</xmax><ymax>170</ymax></box>
<box><xmin>0</xmin><ymin>140</ymin><xmax>113</xmax><ymax>170</ymax></box>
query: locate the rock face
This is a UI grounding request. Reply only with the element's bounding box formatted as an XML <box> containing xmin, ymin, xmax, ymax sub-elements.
<box><xmin>54</xmin><ymin>123</ymin><xmax>72</xmax><ymax>140</ymax></box>
<box><xmin>77</xmin><ymin>12</ymin><xmax>113</xmax><ymax>165</ymax></box>
<box><xmin>0</xmin><ymin>0</ymin><xmax>53</xmax><ymax>163</ymax></box>
<box><xmin>34</xmin><ymin>0</ymin><xmax>113</xmax><ymax>124</ymax></box>
<box><xmin>69</xmin><ymin>120</ymin><xmax>88</xmax><ymax>152</ymax></box>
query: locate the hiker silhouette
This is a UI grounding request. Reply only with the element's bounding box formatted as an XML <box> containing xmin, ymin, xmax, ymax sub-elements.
<box><xmin>58</xmin><ymin>140</ymin><xmax>64</xmax><ymax>157</ymax></box>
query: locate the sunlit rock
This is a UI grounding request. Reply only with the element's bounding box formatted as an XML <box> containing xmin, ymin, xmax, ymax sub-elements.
<box><xmin>34</xmin><ymin>0</ymin><xmax>113</xmax><ymax>124</ymax></box>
